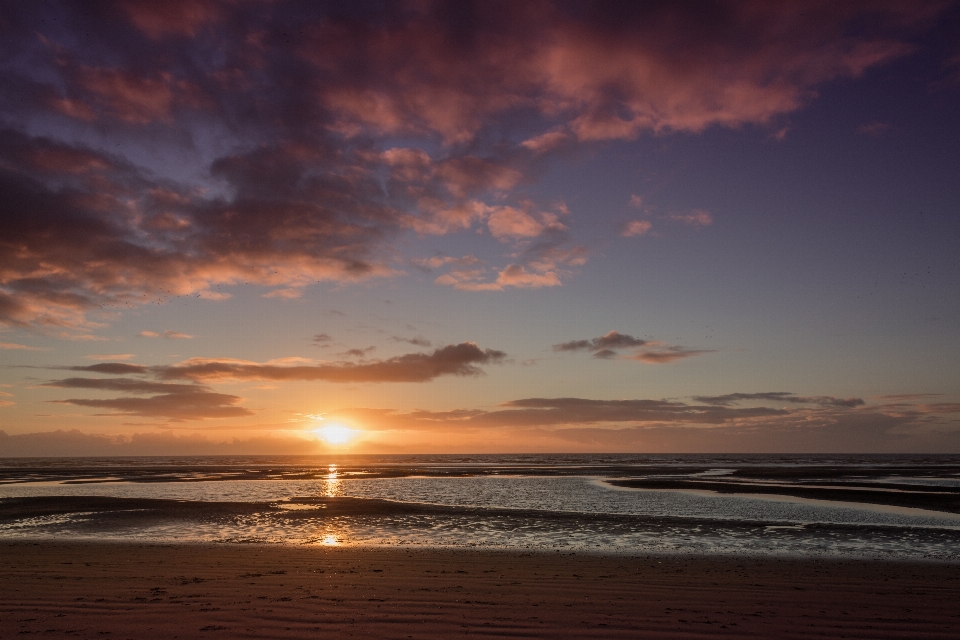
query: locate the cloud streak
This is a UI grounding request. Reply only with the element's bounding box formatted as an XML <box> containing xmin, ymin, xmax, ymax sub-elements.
<box><xmin>322</xmin><ymin>392</ymin><xmax>960</xmax><ymax>452</ymax></box>
<box><xmin>553</xmin><ymin>331</ymin><xmax>713</xmax><ymax>363</ymax></box>
<box><xmin>43</xmin><ymin>342</ymin><xmax>506</xmax><ymax>420</ymax></box>
<box><xmin>139</xmin><ymin>330</ymin><xmax>192</xmax><ymax>339</ymax></box>
<box><xmin>156</xmin><ymin>343</ymin><xmax>506</xmax><ymax>384</ymax></box>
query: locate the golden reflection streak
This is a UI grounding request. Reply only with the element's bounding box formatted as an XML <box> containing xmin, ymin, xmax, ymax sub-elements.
<box><xmin>323</xmin><ymin>464</ymin><xmax>341</xmax><ymax>497</ymax></box>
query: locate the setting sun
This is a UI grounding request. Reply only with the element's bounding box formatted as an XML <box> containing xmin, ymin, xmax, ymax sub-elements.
<box><xmin>314</xmin><ymin>425</ymin><xmax>357</xmax><ymax>446</ymax></box>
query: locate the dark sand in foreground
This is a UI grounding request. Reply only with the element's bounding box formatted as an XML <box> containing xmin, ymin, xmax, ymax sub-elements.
<box><xmin>2</xmin><ymin>542</ymin><xmax>958</xmax><ymax>639</ymax></box>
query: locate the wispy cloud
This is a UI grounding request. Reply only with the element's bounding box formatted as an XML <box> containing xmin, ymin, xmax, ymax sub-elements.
<box><xmin>0</xmin><ymin>342</ymin><xmax>50</xmax><ymax>351</ymax></box>
<box><xmin>262</xmin><ymin>288</ymin><xmax>302</xmax><ymax>299</ymax></box>
<box><xmin>693</xmin><ymin>392</ymin><xmax>865</xmax><ymax>408</ymax></box>
<box><xmin>139</xmin><ymin>330</ymin><xmax>193</xmax><ymax>339</ymax></box>
<box><xmin>47</xmin><ymin>377</ymin><xmax>250</xmax><ymax>421</ymax></box>
<box><xmin>68</xmin><ymin>363</ymin><xmax>149</xmax><ymax>375</ymax></box>
<box><xmin>83</xmin><ymin>353</ymin><xmax>135</xmax><ymax>361</ymax></box>
<box><xmin>629</xmin><ymin>347</ymin><xmax>716</xmax><ymax>364</ymax></box>
<box><xmin>156</xmin><ymin>343</ymin><xmax>506</xmax><ymax>384</ymax></box>
<box><xmin>553</xmin><ymin>331</ymin><xmax>713</xmax><ymax>363</ymax></box>
<box><xmin>669</xmin><ymin>210</ymin><xmax>713</xmax><ymax>228</ymax></box>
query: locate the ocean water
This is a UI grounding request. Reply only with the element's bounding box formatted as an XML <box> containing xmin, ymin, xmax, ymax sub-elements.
<box><xmin>1</xmin><ymin>454</ymin><xmax>959</xmax><ymax>560</ymax></box>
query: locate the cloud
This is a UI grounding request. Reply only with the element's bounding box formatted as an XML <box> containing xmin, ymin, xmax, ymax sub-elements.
<box><xmin>41</xmin><ymin>342</ymin><xmax>505</xmax><ymax>421</ymax></box>
<box><xmin>669</xmin><ymin>210</ymin><xmax>713</xmax><ymax>227</ymax></box>
<box><xmin>341</xmin><ymin>346</ymin><xmax>376</xmax><ymax>358</ymax></box>
<box><xmin>555</xmin><ymin>330</ymin><xmax>650</xmax><ymax>352</ymax></box>
<box><xmin>621</xmin><ymin>220</ymin><xmax>652</xmax><ymax>237</ymax></box>
<box><xmin>434</xmin><ymin>226</ymin><xmax>588</xmax><ymax>291</ymax></box>
<box><xmin>45</xmin><ymin>376</ymin><xmax>207</xmax><ymax>395</ymax></box>
<box><xmin>120</xmin><ymin>0</ymin><xmax>224</xmax><ymax>40</ymax></box>
<box><xmin>311</xmin><ymin>333</ymin><xmax>332</xmax><ymax>344</ymax></box>
<box><xmin>68</xmin><ymin>363</ymin><xmax>149</xmax><ymax>375</ymax></box>
<box><xmin>629</xmin><ymin>347</ymin><xmax>716</xmax><ymax>363</ymax></box>
<box><xmin>692</xmin><ymin>392</ymin><xmax>865</xmax><ymax>408</ymax></box>
<box><xmin>412</xmin><ymin>255</ymin><xmax>482</xmax><ymax>274</ymax></box>
<box><xmin>83</xmin><ymin>353</ymin><xmax>135</xmax><ymax>361</ymax></box>
<box><xmin>0</xmin><ymin>342</ymin><xmax>49</xmax><ymax>351</ymax></box>
<box><xmin>876</xmin><ymin>393</ymin><xmax>943</xmax><ymax>401</ymax></box>
<box><xmin>393</xmin><ymin>335</ymin><xmax>432</xmax><ymax>347</ymax></box>
<box><xmin>262</xmin><ymin>288</ymin><xmax>302</xmax><ymax>299</ymax></box>
<box><xmin>139</xmin><ymin>330</ymin><xmax>193</xmax><ymax>339</ymax></box>
<box><xmin>0</xmin><ymin>1</ymin><xmax>941</xmax><ymax>328</ymax></box>
<box><xmin>553</xmin><ymin>330</ymin><xmax>715</xmax><ymax>363</ymax></box>
<box><xmin>155</xmin><ymin>342</ymin><xmax>506</xmax><ymax>384</ymax></box>
<box><xmin>0</xmin><ymin>429</ymin><xmax>328</xmax><ymax>457</ymax></box>
<box><xmin>57</xmin><ymin>391</ymin><xmax>246</xmax><ymax>420</ymax></box>
<box><xmin>323</xmin><ymin>392</ymin><xmax>960</xmax><ymax>452</ymax></box>
<box><xmin>487</xmin><ymin>207</ymin><xmax>547</xmax><ymax>240</ymax></box>
<box><xmin>47</xmin><ymin>376</ymin><xmax>250</xmax><ymax>420</ymax></box>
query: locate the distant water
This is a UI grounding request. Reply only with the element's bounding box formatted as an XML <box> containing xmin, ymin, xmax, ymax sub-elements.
<box><xmin>1</xmin><ymin>454</ymin><xmax>959</xmax><ymax>560</ymax></box>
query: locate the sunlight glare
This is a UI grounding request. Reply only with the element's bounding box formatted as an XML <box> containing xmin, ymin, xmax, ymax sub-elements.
<box><xmin>315</xmin><ymin>424</ymin><xmax>356</xmax><ymax>445</ymax></box>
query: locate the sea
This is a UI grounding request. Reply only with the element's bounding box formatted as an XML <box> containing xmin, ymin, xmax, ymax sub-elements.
<box><xmin>1</xmin><ymin>454</ymin><xmax>959</xmax><ymax>560</ymax></box>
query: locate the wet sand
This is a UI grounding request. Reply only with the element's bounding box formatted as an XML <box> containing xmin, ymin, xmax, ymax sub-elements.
<box><xmin>607</xmin><ymin>479</ymin><xmax>960</xmax><ymax>514</ymax></box>
<box><xmin>2</xmin><ymin>542</ymin><xmax>959</xmax><ymax>639</ymax></box>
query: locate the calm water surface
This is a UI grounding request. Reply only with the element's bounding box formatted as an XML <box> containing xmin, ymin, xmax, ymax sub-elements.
<box><xmin>2</xmin><ymin>454</ymin><xmax>959</xmax><ymax>560</ymax></box>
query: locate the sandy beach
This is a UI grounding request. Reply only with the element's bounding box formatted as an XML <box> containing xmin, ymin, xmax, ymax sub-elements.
<box><xmin>2</xmin><ymin>542</ymin><xmax>958</xmax><ymax>639</ymax></box>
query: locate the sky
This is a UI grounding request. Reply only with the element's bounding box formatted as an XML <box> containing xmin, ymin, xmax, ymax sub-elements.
<box><xmin>1</xmin><ymin>0</ymin><xmax>959</xmax><ymax>455</ymax></box>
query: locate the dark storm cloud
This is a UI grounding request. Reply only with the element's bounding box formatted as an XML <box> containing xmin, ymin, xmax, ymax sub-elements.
<box><xmin>0</xmin><ymin>0</ymin><xmax>947</xmax><ymax>329</ymax></box>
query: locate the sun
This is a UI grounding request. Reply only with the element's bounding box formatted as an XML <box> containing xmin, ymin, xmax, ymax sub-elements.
<box><xmin>314</xmin><ymin>424</ymin><xmax>356</xmax><ymax>446</ymax></box>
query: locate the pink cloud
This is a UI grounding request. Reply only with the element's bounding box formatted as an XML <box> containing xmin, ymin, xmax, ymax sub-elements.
<box><xmin>487</xmin><ymin>207</ymin><xmax>546</xmax><ymax>240</ymax></box>
<box><xmin>621</xmin><ymin>220</ymin><xmax>652</xmax><ymax>237</ymax></box>
<box><xmin>76</xmin><ymin>67</ymin><xmax>179</xmax><ymax>124</ymax></box>
<box><xmin>631</xmin><ymin>347</ymin><xmax>716</xmax><ymax>364</ymax></box>
<box><xmin>520</xmin><ymin>130</ymin><xmax>568</xmax><ymax>154</ymax></box>
<box><xmin>0</xmin><ymin>1</ymin><xmax>946</xmax><ymax>328</ymax></box>
<box><xmin>121</xmin><ymin>0</ymin><xmax>224</xmax><ymax>40</ymax></box>
<box><xmin>0</xmin><ymin>342</ymin><xmax>49</xmax><ymax>351</ymax></box>
<box><xmin>261</xmin><ymin>288</ymin><xmax>302</xmax><ymax>299</ymax></box>
<box><xmin>139</xmin><ymin>330</ymin><xmax>192</xmax><ymax>339</ymax></box>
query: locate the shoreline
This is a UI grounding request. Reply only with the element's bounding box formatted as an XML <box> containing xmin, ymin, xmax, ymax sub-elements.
<box><xmin>4</xmin><ymin>494</ymin><xmax>960</xmax><ymax>562</ymax></box>
<box><xmin>3</xmin><ymin>541</ymin><xmax>960</xmax><ymax>638</ymax></box>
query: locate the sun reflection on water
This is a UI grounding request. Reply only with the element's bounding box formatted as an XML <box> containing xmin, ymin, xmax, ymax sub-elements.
<box><xmin>321</xmin><ymin>534</ymin><xmax>339</xmax><ymax>546</ymax></box>
<box><xmin>323</xmin><ymin>464</ymin><xmax>341</xmax><ymax>497</ymax></box>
